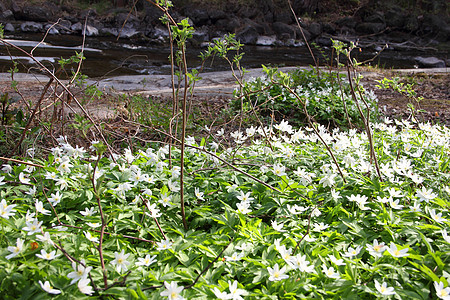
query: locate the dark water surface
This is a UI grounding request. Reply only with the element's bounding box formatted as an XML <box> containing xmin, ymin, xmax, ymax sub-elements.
<box><xmin>0</xmin><ymin>33</ymin><xmax>446</xmax><ymax>78</ymax></box>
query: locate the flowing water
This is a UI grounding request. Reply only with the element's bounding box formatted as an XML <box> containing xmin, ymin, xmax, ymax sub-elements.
<box><xmin>0</xmin><ymin>33</ymin><xmax>447</xmax><ymax>78</ymax></box>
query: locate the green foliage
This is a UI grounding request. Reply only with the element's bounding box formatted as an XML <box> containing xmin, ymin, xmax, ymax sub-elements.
<box><xmin>0</xmin><ymin>120</ymin><xmax>449</xmax><ymax>298</ymax></box>
<box><xmin>233</xmin><ymin>66</ymin><xmax>379</xmax><ymax>128</ymax></box>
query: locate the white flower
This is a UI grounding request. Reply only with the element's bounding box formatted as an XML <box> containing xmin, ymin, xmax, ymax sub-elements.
<box><xmin>376</xmin><ymin>196</ymin><xmax>391</xmax><ymax>204</ymax></box>
<box><xmin>68</xmin><ymin>261</ymin><xmax>93</xmax><ymax>284</ymax></box>
<box><xmin>442</xmin><ymin>229</ymin><xmax>450</xmax><ymax>243</ymax></box>
<box><xmin>366</xmin><ymin>239</ymin><xmax>387</xmax><ymax>258</ymax></box>
<box><xmin>228</xmin><ymin>280</ymin><xmax>247</xmax><ymax>300</ymax></box>
<box><xmin>194</xmin><ymin>187</ymin><xmax>204</xmax><ymax>201</ymax></box>
<box><xmin>271</xmin><ymin>220</ymin><xmax>286</xmax><ymax>232</ymax></box>
<box><xmin>19</xmin><ymin>172</ymin><xmax>31</xmax><ymax>184</ymax></box>
<box><xmin>39</xmin><ymin>280</ymin><xmax>61</xmax><ymax>295</ymax></box>
<box><xmin>110</xmin><ymin>249</ymin><xmax>131</xmax><ymax>273</ymax></box>
<box><xmin>319</xmin><ymin>173</ymin><xmax>337</xmax><ymax>188</ymax></box>
<box><xmin>160</xmin><ymin>281</ymin><xmax>184</xmax><ymax>300</ymax></box>
<box><xmin>374</xmin><ymin>279</ymin><xmax>396</xmax><ymax>296</ymax></box>
<box><xmin>26</xmin><ymin>186</ymin><xmax>37</xmax><ymax>196</ymax></box>
<box><xmin>1</xmin><ymin>164</ymin><xmax>12</xmax><ymax>173</ymax></box>
<box><xmin>6</xmin><ymin>238</ymin><xmax>24</xmax><ymax>259</ymax></box>
<box><xmin>236</xmin><ymin>201</ymin><xmax>251</xmax><ymax>214</ymax></box>
<box><xmin>430</xmin><ymin>209</ymin><xmax>447</xmax><ymax>223</ymax></box>
<box><xmin>331</xmin><ymin>189</ymin><xmax>341</xmax><ymax>200</ymax></box>
<box><xmin>167</xmin><ymin>179</ymin><xmax>180</xmax><ymax>193</ymax></box>
<box><xmin>387</xmin><ymin>243</ymin><xmax>409</xmax><ymax>258</ymax></box>
<box><xmin>415</xmin><ymin>187</ymin><xmax>437</xmax><ymax>202</ymax></box>
<box><xmin>86</xmin><ymin>222</ymin><xmax>101</xmax><ymax>228</ymax></box>
<box><xmin>328</xmin><ymin>254</ymin><xmax>345</xmax><ymax>266</ymax></box>
<box><xmin>268</xmin><ymin>263</ymin><xmax>289</xmax><ymax>281</ymax></box>
<box><xmin>35</xmin><ymin>200</ymin><xmax>51</xmax><ymax>215</ymax></box>
<box><xmin>276</xmin><ymin>244</ymin><xmax>293</xmax><ymax>263</ymax></box>
<box><xmin>225</xmin><ymin>252</ymin><xmax>244</xmax><ymax>262</ymax></box>
<box><xmin>387</xmin><ymin>187</ymin><xmax>403</xmax><ymax>198</ymax></box>
<box><xmin>136</xmin><ymin>254</ymin><xmax>157</xmax><ymax>267</ymax></box>
<box><xmin>236</xmin><ymin>191</ymin><xmax>254</xmax><ymax>202</ymax></box>
<box><xmin>434</xmin><ymin>281</ymin><xmax>450</xmax><ymax>299</ymax></box>
<box><xmin>0</xmin><ymin>199</ymin><xmax>17</xmax><ymax>219</ymax></box>
<box><xmin>409</xmin><ymin>202</ymin><xmax>422</xmax><ymax>212</ymax></box>
<box><xmin>273</xmin><ymin>163</ymin><xmax>287</xmax><ymax>177</ymax></box>
<box><xmin>212</xmin><ymin>287</ymin><xmax>230</xmax><ymax>300</ymax></box>
<box><xmin>156</xmin><ymin>239</ymin><xmax>173</xmax><ymax>251</ymax></box>
<box><xmin>36</xmin><ymin>232</ymin><xmax>54</xmax><ymax>246</ymax></box>
<box><xmin>288</xmin><ymin>253</ymin><xmax>315</xmax><ymax>273</ymax></box>
<box><xmin>313</xmin><ymin>222</ymin><xmax>329</xmax><ymax>232</ymax></box>
<box><xmin>389</xmin><ymin>198</ymin><xmax>404</xmax><ymax>210</ymax></box>
<box><xmin>322</xmin><ymin>265</ymin><xmax>340</xmax><ymax>279</ymax></box>
<box><xmin>49</xmin><ymin>191</ymin><xmax>62</xmax><ymax>206</ymax></box>
<box><xmin>22</xmin><ymin>219</ymin><xmax>43</xmax><ymax>235</ymax></box>
<box><xmin>145</xmin><ymin>203</ymin><xmax>162</xmax><ymax>218</ymax></box>
<box><xmin>342</xmin><ymin>246</ymin><xmax>362</xmax><ymax>258</ymax></box>
<box><xmin>36</xmin><ymin>249</ymin><xmax>60</xmax><ymax>260</ymax></box>
<box><xmin>78</xmin><ymin>278</ymin><xmax>94</xmax><ymax>295</ymax></box>
<box><xmin>159</xmin><ymin>193</ymin><xmax>173</xmax><ymax>207</ymax></box>
<box><xmin>287</xmin><ymin>204</ymin><xmax>307</xmax><ymax>215</ymax></box>
<box><xmin>84</xmin><ymin>231</ymin><xmax>99</xmax><ymax>243</ymax></box>
<box><xmin>80</xmin><ymin>207</ymin><xmax>96</xmax><ymax>217</ymax></box>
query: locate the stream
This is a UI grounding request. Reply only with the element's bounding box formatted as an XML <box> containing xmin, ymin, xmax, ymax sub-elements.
<box><xmin>0</xmin><ymin>33</ymin><xmax>448</xmax><ymax>78</ymax></box>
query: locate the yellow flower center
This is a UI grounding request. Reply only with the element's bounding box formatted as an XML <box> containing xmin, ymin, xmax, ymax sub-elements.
<box><xmin>118</xmin><ymin>258</ymin><xmax>123</xmax><ymax>264</ymax></box>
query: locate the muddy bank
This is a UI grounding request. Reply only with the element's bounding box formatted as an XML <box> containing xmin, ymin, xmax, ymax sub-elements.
<box><xmin>1</xmin><ymin>66</ymin><xmax>448</xmax><ymax>125</ymax></box>
<box><xmin>1</xmin><ymin>0</ymin><xmax>449</xmax><ymax>68</ymax></box>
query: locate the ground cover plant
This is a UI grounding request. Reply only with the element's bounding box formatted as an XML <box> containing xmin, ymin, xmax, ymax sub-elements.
<box><xmin>233</xmin><ymin>67</ymin><xmax>379</xmax><ymax>128</ymax></box>
<box><xmin>1</xmin><ymin>117</ymin><xmax>449</xmax><ymax>299</ymax></box>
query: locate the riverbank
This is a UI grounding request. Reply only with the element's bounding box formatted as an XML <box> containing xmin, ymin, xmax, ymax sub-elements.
<box><xmin>1</xmin><ymin>66</ymin><xmax>448</xmax><ymax>125</ymax></box>
<box><xmin>1</xmin><ymin>0</ymin><xmax>449</xmax><ymax>69</ymax></box>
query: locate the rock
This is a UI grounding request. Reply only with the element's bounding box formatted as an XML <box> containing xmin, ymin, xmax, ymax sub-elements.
<box><xmin>273</xmin><ymin>10</ymin><xmax>292</xmax><ymax>24</ymax></box>
<box><xmin>308</xmin><ymin>22</ymin><xmax>322</xmax><ymax>37</ymax></box>
<box><xmin>414</xmin><ymin>56</ymin><xmax>445</xmax><ymax>68</ymax></box>
<box><xmin>1</xmin><ymin>10</ymin><xmax>15</xmax><ymax>21</ymax></box>
<box><xmin>190</xmin><ymin>30</ymin><xmax>209</xmax><ymax>46</ymax></box>
<box><xmin>385</xmin><ymin>8</ymin><xmax>406</xmax><ymax>28</ymax></box>
<box><xmin>4</xmin><ymin>23</ymin><xmax>15</xmax><ymax>32</ymax></box>
<box><xmin>44</xmin><ymin>24</ymin><xmax>59</xmax><ymax>35</ymax></box>
<box><xmin>272</xmin><ymin>22</ymin><xmax>296</xmax><ymax>40</ymax></box>
<box><xmin>20</xmin><ymin>5</ymin><xmax>50</xmax><ymax>22</ymax></box>
<box><xmin>295</xmin><ymin>27</ymin><xmax>311</xmax><ymax>41</ymax></box>
<box><xmin>184</xmin><ymin>8</ymin><xmax>210</xmax><ymax>26</ymax></box>
<box><xmin>256</xmin><ymin>35</ymin><xmax>277</xmax><ymax>46</ymax></box>
<box><xmin>84</xmin><ymin>25</ymin><xmax>99</xmax><ymax>36</ymax></box>
<box><xmin>322</xmin><ymin>22</ymin><xmax>336</xmax><ymax>34</ymax></box>
<box><xmin>316</xmin><ymin>36</ymin><xmax>332</xmax><ymax>47</ymax></box>
<box><xmin>336</xmin><ymin>16</ymin><xmax>357</xmax><ymax>29</ymax></box>
<box><xmin>446</xmin><ymin>59</ymin><xmax>450</xmax><ymax>67</ymax></box>
<box><xmin>100</xmin><ymin>27</ymin><xmax>119</xmax><ymax>37</ymax></box>
<box><xmin>404</xmin><ymin>16</ymin><xmax>419</xmax><ymax>32</ymax></box>
<box><xmin>215</xmin><ymin>17</ymin><xmax>241</xmax><ymax>32</ymax></box>
<box><xmin>71</xmin><ymin>22</ymin><xmax>83</xmax><ymax>33</ymax></box>
<box><xmin>236</xmin><ymin>25</ymin><xmax>259</xmax><ymax>44</ymax></box>
<box><xmin>149</xmin><ymin>26</ymin><xmax>170</xmax><ymax>41</ymax></box>
<box><xmin>364</xmin><ymin>11</ymin><xmax>385</xmax><ymax>24</ymax></box>
<box><xmin>57</xmin><ymin>19</ymin><xmax>72</xmax><ymax>31</ymax></box>
<box><xmin>20</xmin><ymin>21</ymin><xmax>43</xmax><ymax>33</ymax></box>
<box><xmin>355</xmin><ymin>22</ymin><xmax>386</xmax><ymax>34</ymax></box>
<box><xmin>118</xmin><ymin>27</ymin><xmax>140</xmax><ymax>39</ymax></box>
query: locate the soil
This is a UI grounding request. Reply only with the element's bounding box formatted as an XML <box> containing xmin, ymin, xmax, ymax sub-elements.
<box><xmin>0</xmin><ymin>67</ymin><xmax>449</xmax><ymax>155</ymax></box>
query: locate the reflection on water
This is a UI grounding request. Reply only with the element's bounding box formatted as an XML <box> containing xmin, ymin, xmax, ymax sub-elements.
<box><xmin>0</xmin><ymin>33</ymin><xmax>445</xmax><ymax>78</ymax></box>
